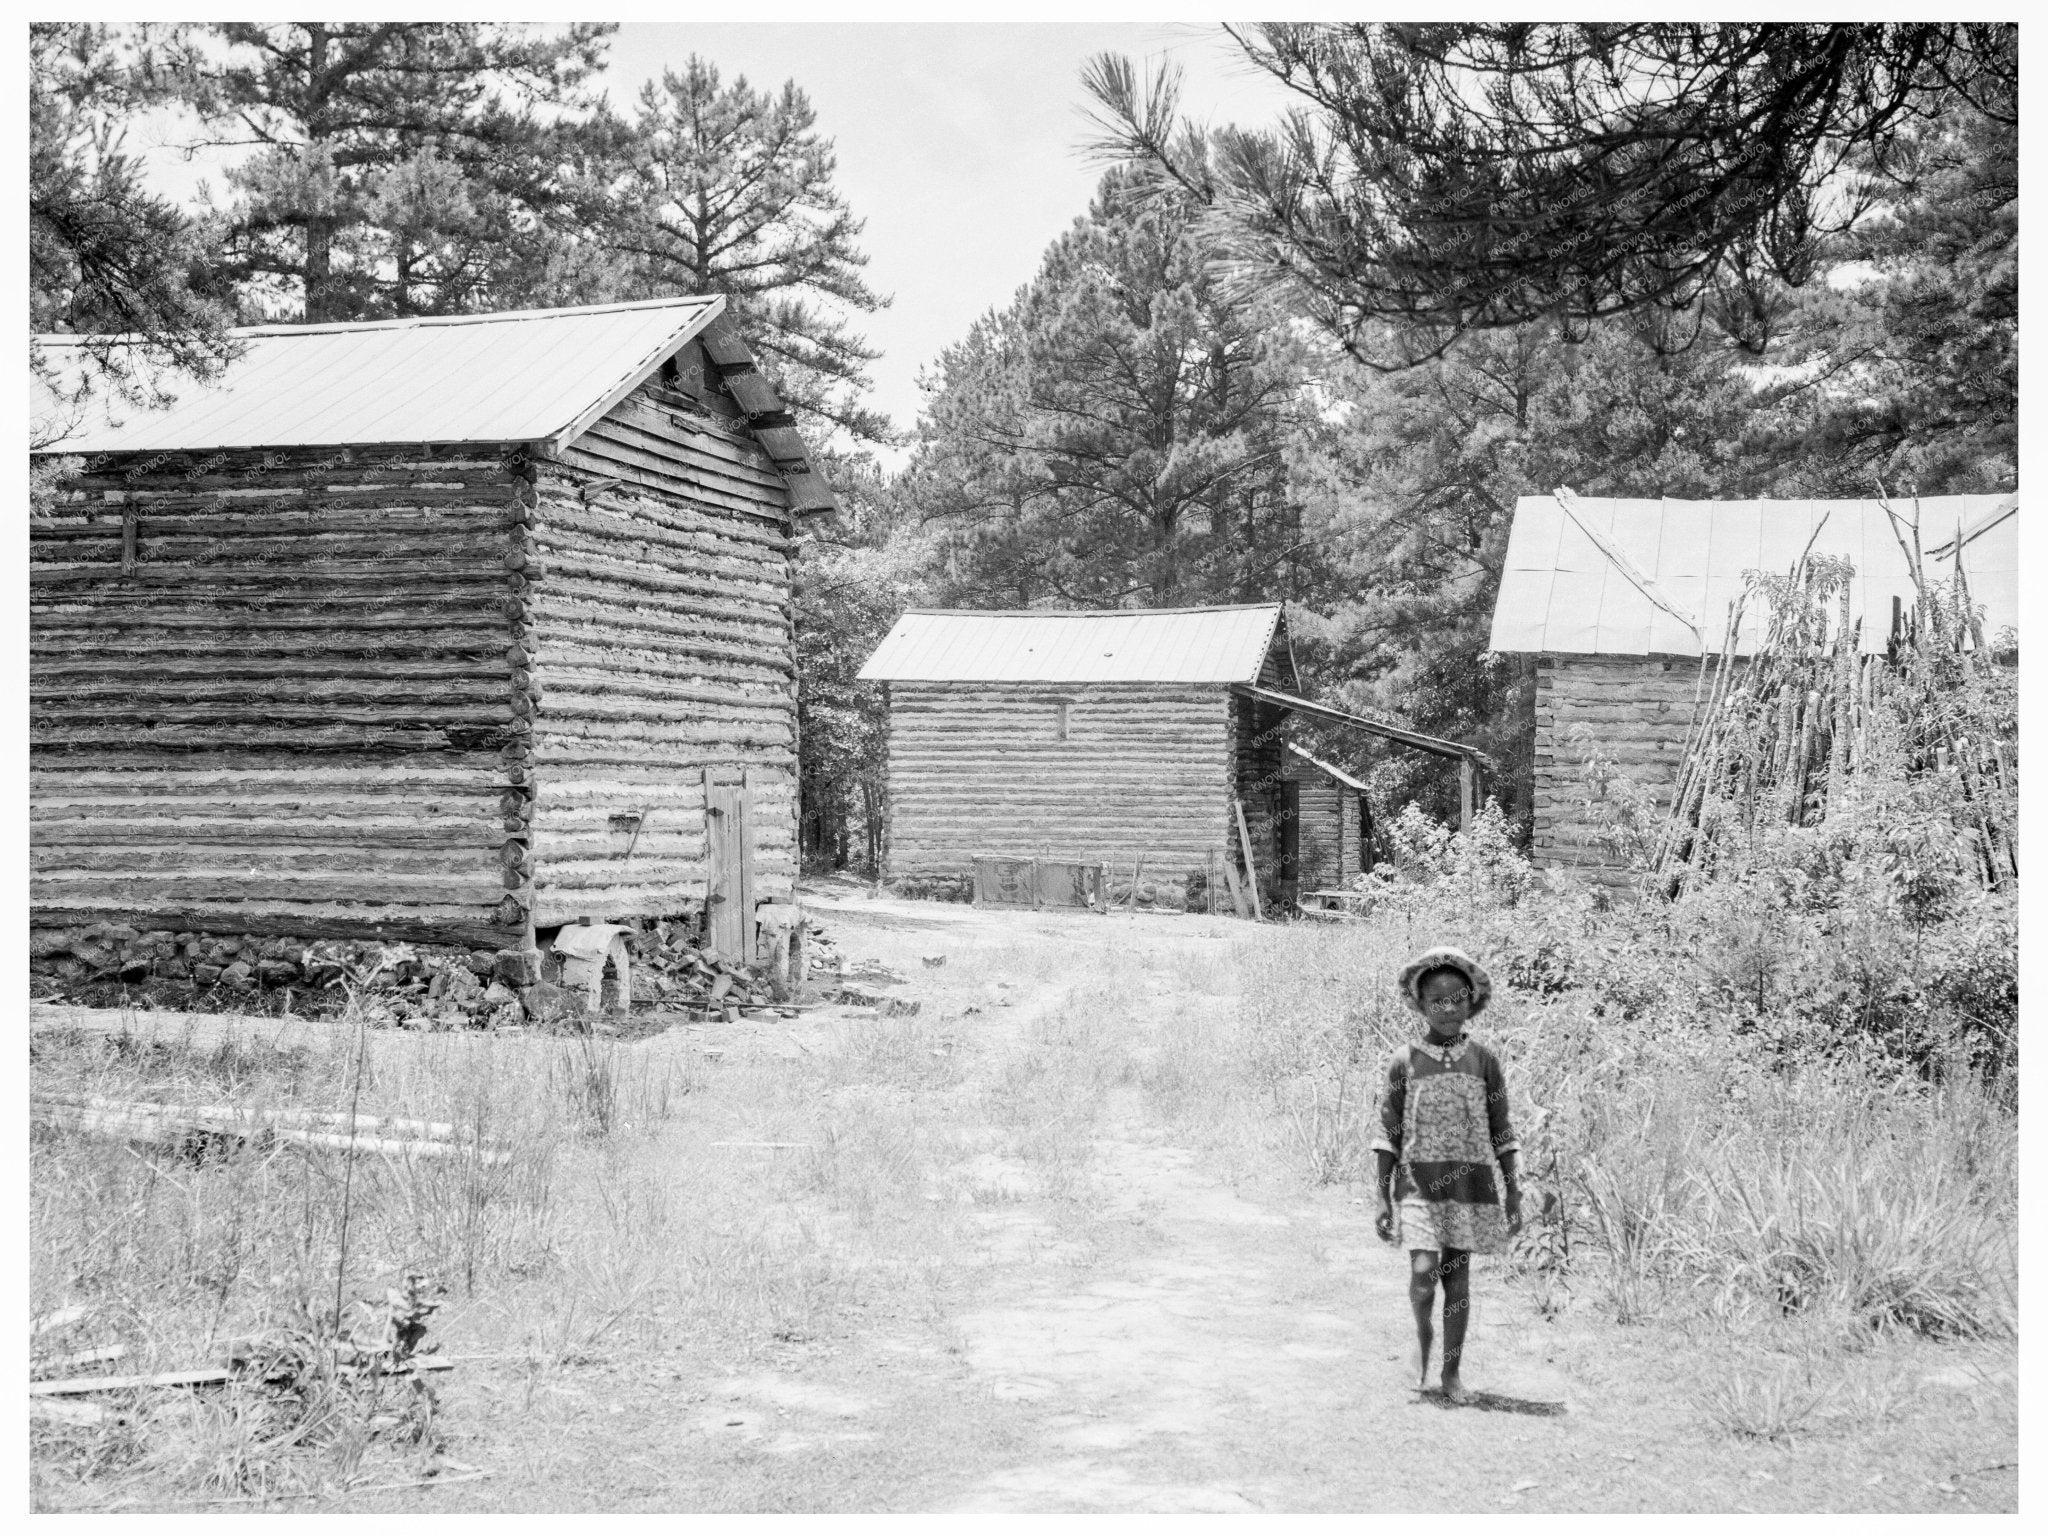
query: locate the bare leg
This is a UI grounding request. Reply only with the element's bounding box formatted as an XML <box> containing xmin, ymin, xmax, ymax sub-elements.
<box><xmin>1408</xmin><ymin>1250</ymin><xmax>1439</xmax><ymax>1390</ymax></box>
<box><xmin>1440</xmin><ymin>1246</ymin><xmax>1472</xmax><ymax>1401</ymax></box>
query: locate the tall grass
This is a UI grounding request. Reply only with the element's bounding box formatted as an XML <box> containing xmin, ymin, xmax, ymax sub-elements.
<box><xmin>1221</xmin><ymin>912</ymin><xmax>2018</xmax><ymax>1346</ymax></box>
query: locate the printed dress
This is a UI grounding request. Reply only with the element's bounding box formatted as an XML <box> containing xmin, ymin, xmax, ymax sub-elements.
<box><xmin>1371</xmin><ymin>1033</ymin><xmax>1519</xmax><ymax>1255</ymax></box>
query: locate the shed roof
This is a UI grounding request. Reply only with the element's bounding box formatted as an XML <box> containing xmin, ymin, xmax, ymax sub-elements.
<box><xmin>858</xmin><ymin>604</ymin><xmax>1284</xmax><ymax>683</ymax></box>
<box><xmin>31</xmin><ymin>296</ymin><xmax>725</xmax><ymax>455</ymax></box>
<box><xmin>1489</xmin><ymin>492</ymin><xmax>2018</xmax><ymax>657</ymax></box>
<box><xmin>1285</xmin><ymin>742</ymin><xmax>1370</xmax><ymax>792</ymax></box>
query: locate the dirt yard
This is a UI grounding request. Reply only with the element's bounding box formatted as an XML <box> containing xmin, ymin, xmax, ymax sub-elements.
<box><xmin>30</xmin><ymin>890</ymin><xmax>2017</xmax><ymax>1513</ymax></box>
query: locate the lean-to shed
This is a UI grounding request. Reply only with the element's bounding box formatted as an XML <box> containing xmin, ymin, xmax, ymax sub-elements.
<box><xmin>30</xmin><ymin>296</ymin><xmax>835</xmax><ymax>959</ymax></box>
<box><xmin>858</xmin><ymin>604</ymin><xmax>1481</xmax><ymax>909</ymax></box>
<box><xmin>1281</xmin><ymin>742</ymin><xmax>1371</xmax><ymax>891</ymax></box>
<box><xmin>1488</xmin><ymin>490</ymin><xmax>2019</xmax><ymax>884</ymax></box>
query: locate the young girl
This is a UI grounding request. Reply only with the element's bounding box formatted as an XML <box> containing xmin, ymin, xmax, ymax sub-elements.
<box><xmin>1372</xmin><ymin>946</ymin><xmax>1522</xmax><ymax>1402</ymax></box>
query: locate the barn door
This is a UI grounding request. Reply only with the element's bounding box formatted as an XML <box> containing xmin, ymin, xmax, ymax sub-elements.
<box><xmin>704</xmin><ymin>766</ymin><xmax>756</xmax><ymax>962</ymax></box>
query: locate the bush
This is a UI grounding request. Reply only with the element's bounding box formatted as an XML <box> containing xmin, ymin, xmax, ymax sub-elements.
<box><xmin>1234</xmin><ymin>802</ymin><xmax>2018</xmax><ymax>1342</ymax></box>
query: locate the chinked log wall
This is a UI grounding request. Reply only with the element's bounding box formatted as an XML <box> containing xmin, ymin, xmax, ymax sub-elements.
<box><xmin>30</xmin><ymin>445</ymin><xmax>524</xmax><ymax>947</ymax></box>
<box><xmin>528</xmin><ymin>378</ymin><xmax>797</xmax><ymax>926</ymax></box>
<box><xmin>1534</xmin><ymin>653</ymin><xmax>1713</xmax><ymax>885</ymax></box>
<box><xmin>885</xmin><ymin>682</ymin><xmax>1232</xmax><ymax>884</ymax></box>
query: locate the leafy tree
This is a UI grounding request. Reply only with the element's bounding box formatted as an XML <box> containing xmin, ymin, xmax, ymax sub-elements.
<box><xmin>1084</xmin><ymin>24</ymin><xmax>2016</xmax><ymax>368</ymax></box>
<box><xmin>159</xmin><ymin>22</ymin><xmax>614</xmax><ymax>321</ymax></box>
<box><xmin>30</xmin><ymin>23</ymin><xmax>234</xmax><ymax>435</ymax></box>
<box><xmin>793</xmin><ymin>459</ymin><xmax>929</xmax><ymax>873</ymax></box>
<box><xmin>910</xmin><ymin>166</ymin><xmax>1297</xmax><ymax>606</ymax></box>
<box><xmin>562</xmin><ymin>57</ymin><xmax>891</xmax><ymax>444</ymax></box>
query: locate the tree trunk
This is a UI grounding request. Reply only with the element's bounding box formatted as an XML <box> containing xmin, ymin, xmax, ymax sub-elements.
<box><xmin>303</xmin><ymin>25</ymin><xmax>334</xmax><ymax>323</ymax></box>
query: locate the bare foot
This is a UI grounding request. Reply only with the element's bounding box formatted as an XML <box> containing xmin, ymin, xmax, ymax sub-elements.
<box><xmin>1441</xmin><ymin>1375</ymin><xmax>1475</xmax><ymax>1405</ymax></box>
<box><xmin>1413</xmin><ymin>1347</ymin><xmax>1434</xmax><ymax>1393</ymax></box>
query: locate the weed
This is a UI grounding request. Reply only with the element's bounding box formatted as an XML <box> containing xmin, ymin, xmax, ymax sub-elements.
<box><xmin>1691</xmin><ymin>1355</ymin><xmax>1836</xmax><ymax>1443</ymax></box>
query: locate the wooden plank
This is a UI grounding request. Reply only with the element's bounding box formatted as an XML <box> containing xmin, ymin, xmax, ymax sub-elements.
<box><xmin>723</xmin><ymin>372</ymin><xmax>785</xmax><ymax>419</ymax></box>
<box><xmin>1221</xmin><ymin>856</ymin><xmax>1247</xmax><ymax>918</ymax></box>
<box><xmin>704</xmin><ymin>766</ymin><xmax>742</xmax><ymax>961</ymax></box>
<box><xmin>1233</xmin><ymin>798</ymin><xmax>1263</xmax><ymax>921</ymax></box>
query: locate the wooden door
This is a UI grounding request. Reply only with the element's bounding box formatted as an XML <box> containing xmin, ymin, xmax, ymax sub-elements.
<box><xmin>704</xmin><ymin>767</ymin><xmax>756</xmax><ymax>962</ymax></box>
<box><xmin>1277</xmin><ymin>780</ymin><xmax>1301</xmax><ymax>908</ymax></box>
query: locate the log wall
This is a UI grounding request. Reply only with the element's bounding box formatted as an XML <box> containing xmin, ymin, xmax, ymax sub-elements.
<box><xmin>527</xmin><ymin>378</ymin><xmax>798</xmax><ymax>925</ymax></box>
<box><xmin>1228</xmin><ymin>688</ymin><xmax>1290</xmax><ymax>900</ymax></box>
<box><xmin>883</xmin><ymin>681</ymin><xmax>1233</xmax><ymax>884</ymax></box>
<box><xmin>30</xmin><ymin>445</ymin><xmax>524</xmax><ymax>946</ymax></box>
<box><xmin>1533</xmin><ymin>652</ymin><xmax>1717</xmax><ymax>886</ymax></box>
<box><xmin>1280</xmin><ymin>763</ymin><xmax>1361</xmax><ymax>891</ymax></box>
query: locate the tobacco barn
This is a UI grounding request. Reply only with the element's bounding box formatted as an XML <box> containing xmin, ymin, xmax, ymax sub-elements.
<box><xmin>30</xmin><ymin>296</ymin><xmax>834</xmax><ymax>962</ymax></box>
<box><xmin>1488</xmin><ymin>490</ymin><xmax>2020</xmax><ymax>884</ymax></box>
<box><xmin>858</xmin><ymin>604</ymin><xmax>1483</xmax><ymax>911</ymax></box>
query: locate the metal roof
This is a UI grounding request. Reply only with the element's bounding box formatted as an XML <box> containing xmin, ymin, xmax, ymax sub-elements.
<box><xmin>1489</xmin><ymin>492</ymin><xmax>2019</xmax><ymax>657</ymax></box>
<box><xmin>858</xmin><ymin>605</ymin><xmax>1284</xmax><ymax>683</ymax></box>
<box><xmin>31</xmin><ymin>296</ymin><xmax>723</xmax><ymax>454</ymax></box>
<box><xmin>1286</xmin><ymin>742</ymin><xmax>1371</xmax><ymax>792</ymax></box>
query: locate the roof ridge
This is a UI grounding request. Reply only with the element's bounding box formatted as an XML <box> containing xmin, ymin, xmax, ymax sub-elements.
<box><xmin>897</xmin><ymin>603</ymin><xmax>1282</xmax><ymax>618</ymax></box>
<box><xmin>34</xmin><ymin>294</ymin><xmax>719</xmax><ymax>347</ymax></box>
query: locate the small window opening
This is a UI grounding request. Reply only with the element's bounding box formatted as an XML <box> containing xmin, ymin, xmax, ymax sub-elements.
<box><xmin>1055</xmin><ymin>701</ymin><xmax>1070</xmax><ymax>741</ymax></box>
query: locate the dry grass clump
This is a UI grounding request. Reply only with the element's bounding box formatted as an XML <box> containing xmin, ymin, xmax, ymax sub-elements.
<box><xmin>28</xmin><ymin>1012</ymin><xmax>699</xmax><ymax>1502</ymax></box>
<box><xmin>1227</xmin><ymin>915</ymin><xmax>2016</xmax><ymax>1347</ymax></box>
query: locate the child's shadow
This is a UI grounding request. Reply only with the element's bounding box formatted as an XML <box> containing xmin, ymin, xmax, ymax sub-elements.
<box><xmin>1417</xmin><ymin>1388</ymin><xmax>1566</xmax><ymax>1416</ymax></box>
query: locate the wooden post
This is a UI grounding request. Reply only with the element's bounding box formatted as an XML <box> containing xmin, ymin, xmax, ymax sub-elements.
<box><xmin>1208</xmin><ymin>847</ymin><xmax>1223</xmax><ymax>915</ymax></box>
<box><xmin>1458</xmin><ymin>757</ymin><xmax>1475</xmax><ymax>830</ymax></box>
<box><xmin>1232</xmin><ymin>798</ymin><xmax>1264</xmax><ymax>921</ymax></box>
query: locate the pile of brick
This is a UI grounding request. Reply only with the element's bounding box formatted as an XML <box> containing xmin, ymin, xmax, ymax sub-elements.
<box><xmin>628</xmin><ymin>921</ymin><xmax>789</xmax><ymax>1020</ymax></box>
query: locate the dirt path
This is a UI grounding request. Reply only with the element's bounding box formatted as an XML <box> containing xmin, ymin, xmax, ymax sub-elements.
<box><xmin>858</xmin><ymin>896</ymin><xmax>1582</xmax><ymax>1513</ymax></box>
<box><xmin>39</xmin><ymin>893</ymin><xmax>2012</xmax><ymax>1513</ymax></box>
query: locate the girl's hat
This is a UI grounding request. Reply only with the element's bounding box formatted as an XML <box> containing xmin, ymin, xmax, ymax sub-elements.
<box><xmin>1397</xmin><ymin>946</ymin><xmax>1493</xmax><ymax>1016</ymax></box>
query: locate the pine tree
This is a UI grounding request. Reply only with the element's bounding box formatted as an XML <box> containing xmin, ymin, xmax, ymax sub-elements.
<box><xmin>30</xmin><ymin>23</ymin><xmax>233</xmax><ymax>432</ymax></box>
<box><xmin>161</xmin><ymin>22</ymin><xmax>614</xmax><ymax>321</ymax></box>
<box><xmin>1085</xmin><ymin>25</ymin><xmax>2017</xmax><ymax>368</ymax></box>
<box><xmin>566</xmin><ymin>57</ymin><xmax>891</xmax><ymax>444</ymax></box>
<box><xmin>911</xmin><ymin>166</ymin><xmax>1295</xmax><ymax>606</ymax></box>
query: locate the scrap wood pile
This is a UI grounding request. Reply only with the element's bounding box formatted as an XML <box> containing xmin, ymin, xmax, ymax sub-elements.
<box><xmin>1651</xmin><ymin>501</ymin><xmax>2017</xmax><ymax>890</ymax></box>
<box><xmin>31</xmin><ymin>1091</ymin><xmax>513</xmax><ymax>1163</ymax></box>
<box><xmin>632</xmin><ymin>918</ymin><xmax>799</xmax><ymax>1019</ymax></box>
<box><xmin>31</xmin><ymin>1275</ymin><xmax>454</xmax><ymax>1441</ymax></box>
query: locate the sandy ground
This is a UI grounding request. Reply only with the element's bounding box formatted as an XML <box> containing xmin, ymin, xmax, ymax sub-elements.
<box><xmin>31</xmin><ymin>890</ymin><xmax>2018</xmax><ymax>1513</ymax></box>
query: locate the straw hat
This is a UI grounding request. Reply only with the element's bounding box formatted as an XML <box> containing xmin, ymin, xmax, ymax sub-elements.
<box><xmin>1397</xmin><ymin>946</ymin><xmax>1493</xmax><ymax>1016</ymax></box>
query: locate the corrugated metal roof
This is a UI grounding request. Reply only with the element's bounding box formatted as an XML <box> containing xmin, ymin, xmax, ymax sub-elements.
<box><xmin>1286</xmin><ymin>742</ymin><xmax>1370</xmax><ymax>792</ymax></box>
<box><xmin>31</xmin><ymin>296</ymin><xmax>723</xmax><ymax>454</ymax></box>
<box><xmin>858</xmin><ymin>605</ymin><xmax>1283</xmax><ymax>683</ymax></box>
<box><xmin>1490</xmin><ymin>493</ymin><xmax>2019</xmax><ymax>656</ymax></box>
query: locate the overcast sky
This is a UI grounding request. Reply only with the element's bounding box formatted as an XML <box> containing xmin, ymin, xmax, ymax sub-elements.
<box><xmin>599</xmin><ymin>24</ymin><xmax>1297</xmax><ymax>449</ymax></box>
<box><xmin>132</xmin><ymin>23</ymin><xmax>1297</xmax><ymax>459</ymax></box>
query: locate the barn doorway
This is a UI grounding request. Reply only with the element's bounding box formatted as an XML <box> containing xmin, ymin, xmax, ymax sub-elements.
<box><xmin>704</xmin><ymin>766</ymin><xmax>756</xmax><ymax>962</ymax></box>
<box><xmin>1277</xmin><ymin>780</ymin><xmax>1301</xmax><ymax>907</ymax></box>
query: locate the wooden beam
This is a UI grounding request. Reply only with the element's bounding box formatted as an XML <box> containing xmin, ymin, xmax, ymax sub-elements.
<box><xmin>1233</xmin><ymin>684</ymin><xmax>1489</xmax><ymax>766</ymax></box>
<box><xmin>1232</xmin><ymin>798</ymin><xmax>1263</xmax><ymax>921</ymax></box>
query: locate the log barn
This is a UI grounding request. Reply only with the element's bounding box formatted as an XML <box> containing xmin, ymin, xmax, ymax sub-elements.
<box><xmin>30</xmin><ymin>296</ymin><xmax>835</xmax><ymax>961</ymax></box>
<box><xmin>858</xmin><ymin>604</ymin><xmax>1481</xmax><ymax>910</ymax></box>
<box><xmin>1488</xmin><ymin>490</ymin><xmax>2019</xmax><ymax>885</ymax></box>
